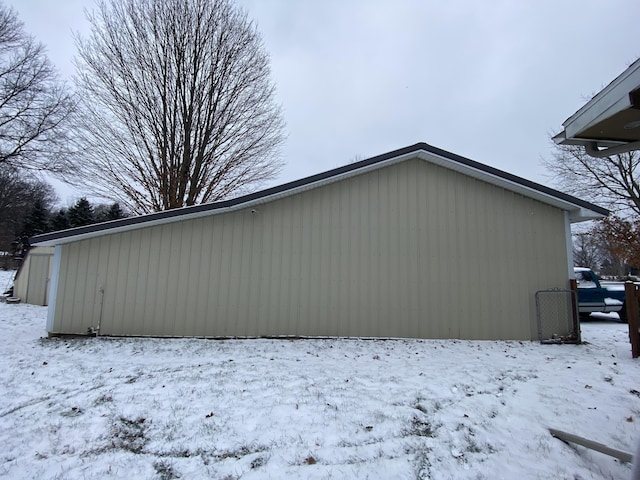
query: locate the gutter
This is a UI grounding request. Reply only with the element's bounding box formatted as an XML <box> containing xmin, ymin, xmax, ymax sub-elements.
<box><xmin>585</xmin><ymin>140</ymin><xmax>640</xmax><ymax>158</ymax></box>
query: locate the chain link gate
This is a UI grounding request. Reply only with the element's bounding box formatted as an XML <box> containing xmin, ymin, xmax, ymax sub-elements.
<box><xmin>535</xmin><ymin>289</ymin><xmax>580</xmax><ymax>343</ymax></box>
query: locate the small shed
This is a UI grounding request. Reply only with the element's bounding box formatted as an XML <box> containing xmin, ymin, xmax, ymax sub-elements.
<box><xmin>12</xmin><ymin>246</ymin><xmax>55</xmax><ymax>306</ymax></box>
<box><xmin>31</xmin><ymin>143</ymin><xmax>607</xmax><ymax>340</ymax></box>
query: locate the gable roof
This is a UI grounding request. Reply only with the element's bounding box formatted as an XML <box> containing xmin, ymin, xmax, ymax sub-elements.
<box><xmin>32</xmin><ymin>142</ymin><xmax>609</xmax><ymax>247</ymax></box>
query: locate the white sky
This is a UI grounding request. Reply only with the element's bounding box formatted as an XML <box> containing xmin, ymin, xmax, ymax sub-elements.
<box><xmin>6</xmin><ymin>0</ymin><xmax>640</xmax><ymax>206</ymax></box>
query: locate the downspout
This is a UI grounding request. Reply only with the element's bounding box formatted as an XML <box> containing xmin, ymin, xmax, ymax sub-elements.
<box><xmin>586</xmin><ymin>140</ymin><xmax>640</xmax><ymax>158</ymax></box>
<box><xmin>96</xmin><ymin>285</ymin><xmax>105</xmax><ymax>336</ymax></box>
<box><xmin>46</xmin><ymin>246</ymin><xmax>62</xmax><ymax>334</ymax></box>
<box><xmin>564</xmin><ymin>211</ymin><xmax>574</xmax><ymax>279</ymax></box>
<box><xmin>565</xmin><ymin>211</ymin><xmax>581</xmax><ymax>343</ymax></box>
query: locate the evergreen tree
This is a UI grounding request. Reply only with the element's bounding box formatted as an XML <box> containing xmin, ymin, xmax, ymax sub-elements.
<box><xmin>105</xmin><ymin>202</ymin><xmax>126</xmax><ymax>221</ymax></box>
<box><xmin>67</xmin><ymin>198</ymin><xmax>95</xmax><ymax>228</ymax></box>
<box><xmin>23</xmin><ymin>199</ymin><xmax>49</xmax><ymax>236</ymax></box>
<box><xmin>94</xmin><ymin>202</ymin><xmax>127</xmax><ymax>222</ymax></box>
<box><xmin>14</xmin><ymin>199</ymin><xmax>50</xmax><ymax>256</ymax></box>
<box><xmin>50</xmin><ymin>208</ymin><xmax>70</xmax><ymax>231</ymax></box>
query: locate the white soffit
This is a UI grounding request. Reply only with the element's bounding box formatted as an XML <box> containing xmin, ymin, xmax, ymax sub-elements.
<box><xmin>561</xmin><ymin>58</ymin><xmax>640</xmax><ymax>141</ymax></box>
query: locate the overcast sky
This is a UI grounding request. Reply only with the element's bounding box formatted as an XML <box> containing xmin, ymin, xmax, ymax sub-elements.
<box><xmin>6</xmin><ymin>0</ymin><xmax>640</xmax><ymax>206</ymax></box>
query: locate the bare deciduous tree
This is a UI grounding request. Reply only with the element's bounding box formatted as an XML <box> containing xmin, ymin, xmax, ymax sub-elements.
<box><xmin>571</xmin><ymin>223</ymin><xmax>630</xmax><ymax>276</ymax></box>
<box><xmin>72</xmin><ymin>0</ymin><xmax>286</xmax><ymax>214</ymax></box>
<box><xmin>0</xmin><ymin>4</ymin><xmax>74</xmax><ymax>172</ymax></box>
<box><xmin>573</xmin><ymin>231</ymin><xmax>603</xmax><ymax>271</ymax></box>
<box><xmin>543</xmin><ymin>143</ymin><xmax>640</xmax><ymax>216</ymax></box>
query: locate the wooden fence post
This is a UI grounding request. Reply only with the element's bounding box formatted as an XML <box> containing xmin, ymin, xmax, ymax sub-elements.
<box><xmin>624</xmin><ymin>282</ymin><xmax>640</xmax><ymax>359</ymax></box>
<box><xmin>569</xmin><ymin>279</ymin><xmax>580</xmax><ymax>343</ymax></box>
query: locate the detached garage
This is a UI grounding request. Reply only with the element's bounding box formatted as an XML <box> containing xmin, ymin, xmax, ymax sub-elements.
<box><xmin>32</xmin><ymin>143</ymin><xmax>607</xmax><ymax>340</ymax></box>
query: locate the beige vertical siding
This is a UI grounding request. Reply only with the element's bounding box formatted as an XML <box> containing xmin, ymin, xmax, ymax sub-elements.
<box><xmin>14</xmin><ymin>247</ymin><xmax>54</xmax><ymax>306</ymax></box>
<box><xmin>50</xmin><ymin>158</ymin><xmax>569</xmax><ymax>340</ymax></box>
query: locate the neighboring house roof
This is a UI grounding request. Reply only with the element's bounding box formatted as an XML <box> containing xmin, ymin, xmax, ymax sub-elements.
<box><xmin>554</xmin><ymin>58</ymin><xmax>640</xmax><ymax>157</ymax></box>
<box><xmin>31</xmin><ymin>142</ymin><xmax>609</xmax><ymax>247</ymax></box>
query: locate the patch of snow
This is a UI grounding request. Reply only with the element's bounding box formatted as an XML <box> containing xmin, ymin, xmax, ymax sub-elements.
<box><xmin>605</xmin><ymin>297</ymin><xmax>624</xmax><ymax>306</ymax></box>
<box><xmin>603</xmin><ymin>282</ymin><xmax>626</xmax><ymax>292</ymax></box>
<box><xmin>0</xmin><ymin>269</ymin><xmax>15</xmax><ymax>295</ymax></box>
<box><xmin>0</xmin><ymin>272</ymin><xmax>638</xmax><ymax>479</ymax></box>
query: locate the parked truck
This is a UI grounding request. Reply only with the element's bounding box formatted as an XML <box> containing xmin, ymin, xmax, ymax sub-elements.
<box><xmin>574</xmin><ymin>267</ymin><xmax>627</xmax><ymax>322</ymax></box>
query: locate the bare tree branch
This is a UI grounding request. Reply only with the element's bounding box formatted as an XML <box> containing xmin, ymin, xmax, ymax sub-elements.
<box><xmin>543</xmin><ymin>142</ymin><xmax>640</xmax><ymax>216</ymax></box>
<box><xmin>70</xmin><ymin>0</ymin><xmax>285</xmax><ymax>214</ymax></box>
<box><xmin>0</xmin><ymin>4</ymin><xmax>75</xmax><ymax>174</ymax></box>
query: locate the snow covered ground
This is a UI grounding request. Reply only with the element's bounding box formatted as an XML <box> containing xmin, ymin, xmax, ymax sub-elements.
<box><xmin>0</xmin><ymin>270</ymin><xmax>639</xmax><ymax>479</ymax></box>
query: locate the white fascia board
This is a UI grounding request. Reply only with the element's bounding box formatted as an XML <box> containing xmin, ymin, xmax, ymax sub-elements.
<box><xmin>33</xmin><ymin>209</ymin><xmax>228</xmax><ymax>246</ymax></box>
<box><xmin>562</xmin><ymin>59</ymin><xmax>640</xmax><ymax>139</ymax></box>
<box><xmin>270</xmin><ymin>150</ymin><xmax>604</xmax><ymax>222</ymax></box>
<box><xmin>414</xmin><ymin>151</ymin><xmax>603</xmax><ymax>222</ymax></box>
<box><xmin>34</xmin><ymin>148</ymin><xmax>602</xmax><ymax>247</ymax></box>
<box><xmin>33</xmin><ymin>153</ymin><xmax>419</xmax><ymax>247</ymax></box>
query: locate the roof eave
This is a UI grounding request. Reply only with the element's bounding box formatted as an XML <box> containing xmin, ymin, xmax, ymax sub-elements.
<box><xmin>564</xmin><ymin>58</ymin><xmax>640</xmax><ymax>137</ymax></box>
<box><xmin>555</xmin><ymin>58</ymin><xmax>640</xmax><ymax>147</ymax></box>
<box><xmin>31</xmin><ymin>143</ymin><xmax>608</xmax><ymax>246</ymax></box>
<box><xmin>568</xmin><ymin>207</ymin><xmax>607</xmax><ymax>223</ymax></box>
